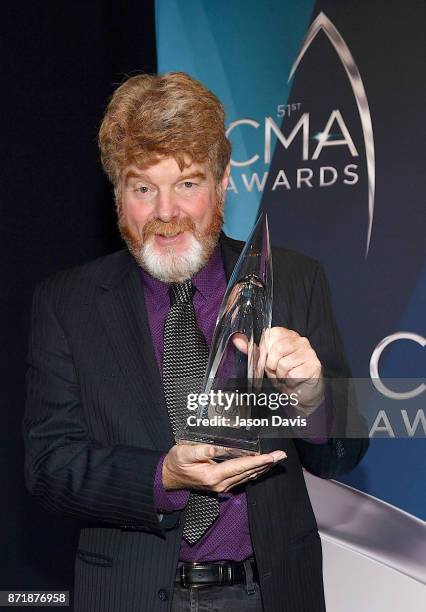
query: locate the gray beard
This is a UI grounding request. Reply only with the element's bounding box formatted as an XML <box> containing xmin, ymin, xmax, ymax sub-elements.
<box><xmin>128</xmin><ymin>231</ymin><xmax>218</xmax><ymax>282</ymax></box>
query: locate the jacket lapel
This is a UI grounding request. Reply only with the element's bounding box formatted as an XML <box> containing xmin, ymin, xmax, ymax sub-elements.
<box><xmin>219</xmin><ymin>232</ymin><xmax>243</xmax><ymax>281</ymax></box>
<box><xmin>96</xmin><ymin>251</ymin><xmax>174</xmax><ymax>450</ymax></box>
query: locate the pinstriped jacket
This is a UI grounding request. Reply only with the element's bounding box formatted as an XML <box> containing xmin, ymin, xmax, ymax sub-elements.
<box><xmin>23</xmin><ymin>233</ymin><xmax>368</xmax><ymax>612</ymax></box>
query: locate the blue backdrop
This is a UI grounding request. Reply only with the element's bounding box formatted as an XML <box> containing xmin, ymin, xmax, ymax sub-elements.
<box><xmin>156</xmin><ymin>0</ymin><xmax>426</xmax><ymax>521</ymax></box>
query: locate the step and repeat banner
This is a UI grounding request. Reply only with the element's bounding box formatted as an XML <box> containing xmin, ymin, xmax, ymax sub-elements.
<box><xmin>156</xmin><ymin>0</ymin><xmax>425</xmax><ymax>609</ymax></box>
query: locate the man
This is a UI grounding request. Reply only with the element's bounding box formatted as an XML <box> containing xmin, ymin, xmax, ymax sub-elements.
<box><xmin>24</xmin><ymin>72</ymin><xmax>368</xmax><ymax>612</ymax></box>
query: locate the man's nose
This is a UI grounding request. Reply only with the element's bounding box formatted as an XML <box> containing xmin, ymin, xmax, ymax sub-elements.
<box><xmin>155</xmin><ymin>190</ymin><xmax>179</xmax><ymax>222</ymax></box>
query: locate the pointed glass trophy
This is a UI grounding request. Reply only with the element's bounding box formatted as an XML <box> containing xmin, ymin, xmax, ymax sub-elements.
<box><xmin>176</xmin><ymin>212</ymin><xmax>273</xmax><ymax>458</ymax></box>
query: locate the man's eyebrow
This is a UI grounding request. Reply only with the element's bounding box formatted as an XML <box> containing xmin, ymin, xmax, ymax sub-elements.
<box><xmin>124</xmin><ymin>170</ymin><xmax>207</xmax><ymax>182</ymax></box>
<box><xmin>178</xmin><ymin>171</ymin><xmax>206</xmax><ymax>181</ymax></box>
<box><xmin>125</xmin><ymin>170</ymin><xmax>150</xmax><ymax>182</ymax></box>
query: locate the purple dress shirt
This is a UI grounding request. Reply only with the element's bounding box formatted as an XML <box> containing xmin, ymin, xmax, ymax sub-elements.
<box><xmin>141</xmin><ymin>247</ymin><xmax>253</xmax><ymax>561</ymax></box>
<box><xmin>141</xmin><ymin>245</ymin><xmax>330</xmax><ymax>562</ymax></box>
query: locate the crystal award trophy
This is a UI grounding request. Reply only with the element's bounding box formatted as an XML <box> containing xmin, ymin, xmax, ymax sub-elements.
<box><xmin>176</xmin><ymin>212</ymin><xmax>273</xmax><ymax>457</ymax></box>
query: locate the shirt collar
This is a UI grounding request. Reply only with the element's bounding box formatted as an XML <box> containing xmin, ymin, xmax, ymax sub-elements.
<box><xmin>191</xmin><ymin>245</ymin><xmax>225</xmax><ymax>300</ymax></box>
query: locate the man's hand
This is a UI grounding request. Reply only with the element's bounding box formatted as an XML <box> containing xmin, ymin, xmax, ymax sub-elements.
<box><xmin>233</xmin><ymin>327</ymin><xmax>325</xmax><ymax>415</ymax></box>
<box><xmin>162</xmin><ymin>444</ymin><xmax>286</xmax><ymax>494</ymax></box>
<box><xmin>264</xmin><ymin>327</ymin><xmax>325</xmax><ymax>413</ymax></box>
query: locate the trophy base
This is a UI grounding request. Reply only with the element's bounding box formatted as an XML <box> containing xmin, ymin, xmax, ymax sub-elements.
<box><xmin>176</xmin><ymin>428</ymin><xmax>260</xmax><ymax>460</ymax></box>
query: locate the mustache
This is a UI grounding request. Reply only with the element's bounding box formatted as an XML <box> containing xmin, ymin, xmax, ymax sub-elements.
<box><xmin>141</xmin><ymin>217</ymin><xmax>196</xmax><ymax>242</ymax></box>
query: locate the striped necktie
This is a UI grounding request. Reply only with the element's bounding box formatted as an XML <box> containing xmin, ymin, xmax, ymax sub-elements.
<box><xmin>163</xmin><ymin>280</ymin><xmax>219</xmax><ymax>545</ymax></box>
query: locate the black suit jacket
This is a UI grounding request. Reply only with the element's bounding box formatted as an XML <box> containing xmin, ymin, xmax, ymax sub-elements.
<box><xmin>23</xmin><ymin>233</ymin><xmax>368</xmax><ymax>612</ymax></box>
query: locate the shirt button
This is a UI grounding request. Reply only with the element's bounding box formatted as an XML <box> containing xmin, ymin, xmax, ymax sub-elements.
<box><xmin>157</xmin><ymin>589</ymin><xmax>169</xmax><ymax>602</ymax></box>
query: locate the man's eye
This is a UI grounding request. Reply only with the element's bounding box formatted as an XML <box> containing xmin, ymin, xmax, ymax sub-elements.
<box><xmin>183</xmin><ymin>181</ymin><xmax>194</xmax><ymax>188</ymax></box>
<box><xmin>136</xmin><ymin>186</ymin><xmax>149</xmax><ymax>194</ymax></box>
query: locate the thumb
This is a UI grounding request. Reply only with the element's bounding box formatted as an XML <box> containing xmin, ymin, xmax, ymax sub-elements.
<box><xmin>232</xmin><ymin>332</ymin><xmax>249</xmax><ymax>354</ymax></box>
<box><xmin>192</xmin><ymin>443</ymin><xmax>217</xmax><ymax>461</ymax></box>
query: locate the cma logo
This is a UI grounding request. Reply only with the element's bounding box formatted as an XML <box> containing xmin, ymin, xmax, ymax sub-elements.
<box><xmin>369</xmin><ymin>332</ymin><xmax>426</xmax><ymax>437</ymax></box>
<box><xmin>226</xmin><ymin>12</ymin><xmax>375</xmax><ymax>258</ymax></box>
<box><xmin>226</xmin><ymin>111</ymin><xmax>360</xmax><ymax>226</ymax></box>
<box><xmin>227</xmin><ymin>110</ymin><xmax>358</xmax><ymax>166</ymax></box>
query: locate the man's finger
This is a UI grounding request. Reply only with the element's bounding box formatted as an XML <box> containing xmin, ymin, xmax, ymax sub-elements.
<box><xmin>211</xmin><ymin>454</ymin><xmax>273</xmax><ymax>480</ymax></box>
<box><xmin>179</xmin><ymin>443</ymin><xmax>217</xmax><ymax>463</ymax></box>
<box><xmin>284</xmin><ymin>362</ymin><xmax>321</xmax><ymax>381</ymax></box>
<box><xmin>217</xmin><ymin>464</ymin><xmax>273</xmax><ymax>493</ymax></box>
<box><xmin>267</xmin><ymin>327</ymin><xmax>298</xmax><ymax>344</ymax></box>
<box><xmin>220</xmin><ymin>451</ymin><xmax>287</xmax><ymax>491</ymax></box>
<box><xmin>211</xmin><ymin>450</ymin><xmax>286</xmax><ymax>481</ymax></box>
<box><xmin>274</xmin><ymin>349</ymin><xmax>307</xmax><ymax>378</ymax></box>
<box><xmin>232</xmin><ymin>332</ymin><xmax>249</xmax><ymax>354</ymax></box>
<box><xmin>266</xmin><ymin>338</ymin><xmax>300</xmax><ymax>372</ymax></box>
<box><xmin>268</xmin><ymin>449</ymin><xmax>288</xmax><ymax>462</ymax></box>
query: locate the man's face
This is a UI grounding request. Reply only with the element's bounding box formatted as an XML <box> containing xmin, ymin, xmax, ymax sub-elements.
<box><xmin>118</xmin><ymin>156</ymin><xmax>229</xmax><ymax>282</ymax></box>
